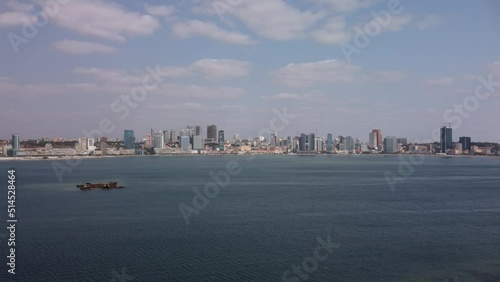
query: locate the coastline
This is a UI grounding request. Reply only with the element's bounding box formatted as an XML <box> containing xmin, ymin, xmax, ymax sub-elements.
<box><xmin>0</xmin><ymin>153</ymin><xmax>498</xmax><ymax>162</ymax></box>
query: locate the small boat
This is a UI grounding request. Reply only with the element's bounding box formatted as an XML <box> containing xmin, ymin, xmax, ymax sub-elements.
<box><xmin>76</xmin><ymin>182</ymin><xmax>125</xmax><ymax>190</ymax></box>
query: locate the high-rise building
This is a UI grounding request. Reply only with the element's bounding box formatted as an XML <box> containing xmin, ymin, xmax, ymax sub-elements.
<box><xmin>327</xmin><ymin>133</ymin><xmax>333</xmax><ymax>152</ymax></box>
<box><xmin>345</xmin><ymin>136</ymin><xmax>354</xmax><ymax>152</ymax></box>
<box><xmin>179</xmin><ymin>130</ymin><xmax>187</xmax><ymax>137</ymax></box>
<box><xmin>384</xmin><ymin>136</ymin><xmax>398</xmax><ymax>154</ymax></box>
<box><xmin>440</xmin><ymin>126</ymin><xmax>453</xmax><ymax>154</ymax></box>
<box><xmin>170</xmin><ymin>130</ymin><xmax>177</xmax><ymax>144</ymax></box>
<box><xmin>308</xmin><ymin>133</ymin><xmax>315</xmax><ymax>152</ymax></box>
<box><xmin>12</xmin><ymin>134</ymin><xmax>19</xmax><ymax>151</ymax></box>
<box><xmin>153</xmin><ymin>131</ymin><xmax>164</xmax><ymax>149</ymax></box>
<box><xmin>207</xmin><ymin>125</ymin><xmax>217</xmax><ymax>142</ymax></box>
<box><xmin>11</xmin><ymin>134</ymin><xmax>20</xmax><ymax>157</ymax></box>
<box><xmin>193</xmin><ymin>135</ymin><xmax>204</xmax><ymax>150</ymax></box>
<box><xmin>299</xmin><ymin>134</ymin><xmax>307</xmax><ymax>152</ymax></box>
<box><xmin>124</xmin><ymin>130</ymin><xmax>135</xmax><ymax>149</ymax></box>
<box><xmin>145</xmin><ymin>134</ymin><xmax>153</xmax><ymax>148</ymax></box>
<box><xmin>163</xmin><ymin>130</ymin><xmax>169</xmax><ymax>143</ymax></box>
<box><xmin>233</xmin><ymin>134</ymin><xmax>241</xmax><ymax>144</ymax></box>
<box><xmin>372</xmin><ymin>129</ymin><xmax>382</xmax><ymax>149</ymax></box>
<box><xmin>218</xmin><ymin>130</ymin><xmax>225</xmax><ymax>151</ymax></box>
<box><xmin>459</xmin><ymin>136</ymin><xmax>472</xmax><ymax>152</ymax></box>
<box><xmin>195</xmin><ymin>126</ymin><xmax>202</xmax><ymax>136</ymax></box>
<box><xmin>180</xmin><ymin>136</ymin><xmax>190</xmax><ymax>151</ymax></box>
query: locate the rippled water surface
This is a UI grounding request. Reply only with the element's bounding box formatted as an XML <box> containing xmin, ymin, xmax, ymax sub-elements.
<box><xmin>1</xmin><ymin>155</ymin><xmax>500</xmax><ymax>281</ymax></box>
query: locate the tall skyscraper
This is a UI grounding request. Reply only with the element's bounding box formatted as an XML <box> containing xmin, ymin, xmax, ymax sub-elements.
<box><xmin>124</xmin><ymin>130</ymin><xmax>135</xmax><ymax>149</ymax></box>
<box><xmin>384</xmin><ymin>136</ymin><xmax>399</xmax><ymax>154</ymax></box>
<box><xmin>298</xmin><ymin>134</ymin><xmax>306</xmax><ymax>152</ymax></box>
<box><xmin>193</xmin><ymin>135</ymin><xmax>204</xmax><ymax>150</ymax></box>
<box><xmin>163</xmin><ymin>130</ymin><xmax>169</xmax><ymax>143</ymax></box>
<box><xmin>308</xmin><ymin>133</ymin><xmax>315</xmax><ymax>152</ymax></box>
<box><xmin>345</xmin><ymin>136</ymin><xmax>354</xmax><ymax>152</ymax></box>
<box><xmin>170</xmin><ymin>130</ymin><xmax>177</xmax><ymax>144</ymax></box>
<box><xmin>459</xmin><ymin>136</ymin><xmax>472</xmax><ymax>152</ymax></box>
<box><xmin>372</xmin><ymin>129</ymin><xmax>382</xmax><ymax>149</ymax></box>
<box><xmin>195</xmin><ymin>126</ymin><xmax>202</xmax><ymax>136</ymax></box>
<box><xmin>11</xmin><ymin>134</ymin><xmax>20</xmax><ymax>157</ymax></box>
<box><xmin>207</xmin><ymin>125</ymin><xmax>217</xmax><ymax>142</ymax></box>
<box><xmin>327</xmin><ymin>134</ymin><xmax>333</xmax><ymax>152</ymax></box>
<box><xmin>153</xmin><ymin>131</ymin><xmax>164</xmax><ymax>149</ymax></box>
<box><xmin>218</xmin><ymin>130</ymin><xmax>225</xmax><ymax>151</ymax></box>
<box><xmin>12</xmin><ymin>134</ymin><xmax>19</xmax><ymax>150</ymax></box>
<box><xmin>440</xmin><ymin>126</ymin><xmax>453</xmax><ymax>154</ymax></box>
<box><xmin>369</xmin><ymin>132</ymin><xmax>377</xmax><ymax>148</ymax></box>
<box><xmin>180</xmin><ymin>136</ymin><xmax>190</xmax><ymax>151</ymax></box>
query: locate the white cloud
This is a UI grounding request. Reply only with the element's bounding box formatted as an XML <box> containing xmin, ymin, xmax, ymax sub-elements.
<box><xmin>190</xmin><ymin>59</ymin><xmax>252</xmax><ymax>79</ymax></box>
<box><xmin>48</xmin><ymin>0</ymin><xmax>160</xmax><ymax>42</ymax></box>
<box><xmin>422</xmin><ymin>76</ymin><xmax>455</xmax><ymax>87</ymax></box>
<box><xmin>52</xmin><ymin>40</ymin><xmax>119</xmax><ymax>55</ymax></box>
<box><xmin>270</xmin><ymin>59</ymin><xmax>362</xmax><ymax>87</ymax></box>
<box><xmin>6</xmin><ymin>0</ymin><xmax>34</xmax><ymax>12</ymax></box>
<box><xmin>172</xmin><ymin>20</ymin><xmax>257</xmax><ymax>45</ymax></box>
<box><xmin>415</xmin><ymin>15</ymin><xmax>440</xmax><ymax>30</ymax></box>
<box><xmin>367</xmin><ymin>70</ymin><xmax>407</xmax><ymax>82</ymax></box>
<box><xmin>0</xmin><ymin>11</ymin><xmax>31</xmax><ymax>27</ymax></box>
<box><xmin>311</xmin><ymin>16</ymin><xmax>350</xmax><ymax>44</ymax></box>
<box><xmin>216</xmin><ymin>0</ymin><xmax>324</xmax><ymax>40</ymax></box>
<box><xmin>144</xmin><ymin>4</ymin><xmax>175</xmax><ymax>18</ymax></box>
<box><xmin>383</xmin><ymin>15</ymin><xmax>413</xmax><ymax>32</ymax></box>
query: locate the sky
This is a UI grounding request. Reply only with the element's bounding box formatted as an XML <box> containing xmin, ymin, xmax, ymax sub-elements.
<box><xmin>1</xmin><ymin>0</ymin><xmax>500</xmax><ymax>142</ymax></box>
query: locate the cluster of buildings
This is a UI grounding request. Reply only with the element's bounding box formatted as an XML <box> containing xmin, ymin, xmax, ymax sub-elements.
<box><xmin>1</xmin><ymin>125</ymin><xmax>498</xmax><ymax>158</ymax></box>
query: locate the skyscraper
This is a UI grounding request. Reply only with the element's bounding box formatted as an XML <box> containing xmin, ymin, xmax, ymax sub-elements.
<box><xmin>372</xmin><ymin>129</ymin><xmax>382</xmax><ymax>149</ymax></box>
<box><xmin>163</xmin><ymin>130</ymin><xmax>169</xmax><ymax>143</ymax></box>
<box><xmin>459</xmin><ymin>136</ymin><xmax>472</xmax><ymax>152</ymax></box>
<box><xmin>299</xmin><ymin>133</ymin><xmax>307</xmax><ymax>152</ymax></box>
<box><xmin>124</xmin><ymin>130</ymin><xmax>135</xmax><ymax>149</ymax></box>
<box><xmin>345</xmin><ymin>136</ymin><xmax>354</xmax><ymax>152</ymax></box>
<box><xmin>153</xmin><ymin>131</ymin><xmax>164</xmax><ymax>149</ymax></box>
<box><xmin>308</xmin><ymin>133</ymin><xmax>315</xmax><ymax>152</ymax></box>
<box><xmin>440</xmin><ymin>126</ymin><xmax>453</xmax><ymax>154</ymax></box>
<box><xmin>195</xmin><ymin>126</ymin><xmax>202</xmax><ymax>136</ymax></box>
<box><xmin>12</xmin><ymin>134</ymin><xmax>19</xmax><ymax>151</ymax></box>
<box><xmin>327</xmin><ymin>133</ymin><xmax>333</xmax><ymax>152</ymax></box>
<box><xmin>207</xmin><ymin>125</ymin><xmax>217</xmax><ymax>142</ymax></box>
<box><xmin>170</xmin><ymin>130</ymin><xmax>177</xmax><ymax>144</ymax></box>
<box><xmin>218</xmin><ymin>130</ymin><xmax>225</xmax><ymax>151</ymax></box>
<box><xmin>384</xmin><ymin>136</ymin><xmax>399</xmax><ymax>154</ymax></box>
<box><xmin>193</xmin><ymin>135</ymin><xmax>204</xmax><ymax>150</ymax></box>
<box><xmin>369</xmin><ymin>132</ymin><xmax>377</xmax><ymax>149</ymax></box>
<box><xmin>180</xmin><ymin>136</ymin><xmax>190</xmax><ymax>151</ymax></box>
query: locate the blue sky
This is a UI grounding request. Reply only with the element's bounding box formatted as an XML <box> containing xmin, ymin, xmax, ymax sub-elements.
<box><xmin>1</xmin><ymin>0</ymin><xmax>499</xmax><ymax>142</ymax></box>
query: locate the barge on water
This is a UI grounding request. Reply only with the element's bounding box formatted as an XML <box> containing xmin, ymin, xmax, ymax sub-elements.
<box><xmin>77</xmin><ymin>182</ymin><xmax>125</xmax><ymax>190</ymax></box>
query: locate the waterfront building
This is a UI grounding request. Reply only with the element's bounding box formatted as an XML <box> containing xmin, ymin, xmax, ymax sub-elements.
<box><xmin>308</xmin><ymin>133</ymin><xmax>315</xmax><ymax>152</ymax></box>
<box><xmin>163</xmin><ymin>130</ymin><xmax>169</xmax><ymax>143</ymax></box>
<box><xmin>440</xmin><ymin>126</ymin><xmax>453</xmax><ymax>154</ymax></box>
<box><xmin>170</xmin><ymin>130</ymin><xmax>177</xmax><ymax>144</ymax></box>
<box><xmin>207</xmin><ymin>125</ymin><xmax>217</xmax><ymax>142</ymax></box>
<box><xmin>384</xmin><ymin>136</ymin><xmax>399</xmax><ymax>154</ymax></box>
<box><xmin>218</xmin><ymin>130</ymin><xmax>225</xmax><ymax>151</ymax></box>
<box><xmin>327</xmin><ymin>134</ymin><xmax>333</xmax><ymax>152</ymax></box>
<box><xmin>459</xmin><ymin>136</ymin><xmax>472</xmax><ymax>152</ymax></box>
<box><xmin>153</xmin><ymin>131</ymin><xmax>164</xmax><ymax>149</ymax></box>
<box><xmin>345</xmin><ymin>136</ymin><xmax>354</xmax><ymax>153</ymax></box>
<box><xmin>397</xmin><ymin>138</ymin><xmax>408</xmax><ymax>146</ymax></box>
<box><xmin>299</xmin><ymin>134</ymin><xmax>307</xmax><ymax>152</ymax></box>
<box><xmin>124</xmin><ymin>130</ymin><xmax>135</xmax><ymax>149</ymax></box>
<box><xmin>193</xmin><ymin>135</ymin><xmax>204</xmax><ymax>150</ymax></box>
<box><xmin>180</xmin><ymin>136</ymin><xmax>190</xmax><ymax>151</ymax></box>
<box><xmin>372</xmin><ymin>129</ymin><xmax>383</xmax><ymax>149</ymax></box>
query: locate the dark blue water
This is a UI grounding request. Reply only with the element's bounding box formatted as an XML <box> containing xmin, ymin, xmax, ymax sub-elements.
<box><xmin>0</xmin><ymin>155</ymin><xmax>500</xmax><ymax>281</ymax></box>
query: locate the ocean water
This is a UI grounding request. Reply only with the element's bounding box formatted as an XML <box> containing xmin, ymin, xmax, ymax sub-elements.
<box><xmin>0</xmin><ymin>155</ymin><xmax>500</xmax><ymax>282</ymax></box>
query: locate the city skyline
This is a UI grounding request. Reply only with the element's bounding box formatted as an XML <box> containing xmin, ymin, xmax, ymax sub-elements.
<box><xmin>1</xmin><ymin>1</ymin><xmax>500</xmax><ymax>141</ymax></box>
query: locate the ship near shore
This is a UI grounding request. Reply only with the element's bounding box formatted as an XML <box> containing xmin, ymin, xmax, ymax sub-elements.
<box><xmin>76</xmin><ymin>182</ymin><xmax>124</xmax><ymax>190</ymax></box>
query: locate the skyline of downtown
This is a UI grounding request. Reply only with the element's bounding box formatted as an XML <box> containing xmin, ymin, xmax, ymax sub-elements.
<box><xmin>1</xmin><ymin>0</ymin><xmax>500</xmax><ymax>141</ymax></box>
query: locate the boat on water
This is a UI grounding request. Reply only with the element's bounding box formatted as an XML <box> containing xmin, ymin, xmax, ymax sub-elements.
<box><xmin>76</xmin><ymin>182</ymin><xmax>125</xmax><ymax>190</ymax></box>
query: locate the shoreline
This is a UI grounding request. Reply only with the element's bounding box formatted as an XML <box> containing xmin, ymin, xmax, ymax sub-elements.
<box><xmin>0</xmin><ymin>153</ymin><xmax>498</xmax><ymax>162</ymax></box>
